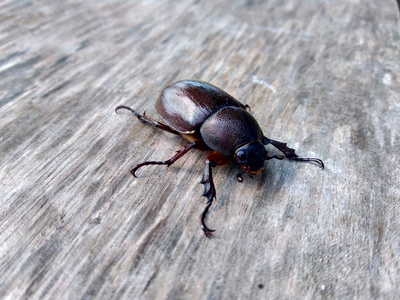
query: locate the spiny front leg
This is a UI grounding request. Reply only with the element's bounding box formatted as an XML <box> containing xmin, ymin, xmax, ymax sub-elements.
<box><xmin>264</xmin><ymin>137</ymin><xmax>324</xmax><ymax>169</ymax></box>
<box><xmin>200</xmin><ymin>160</ymin><xmax>216</xmax><ymax>238</ymax></box>
<box><xmin>131</xmin><ymin>142</ymin><xmax>198</xmax><ymax>177</ymax></box>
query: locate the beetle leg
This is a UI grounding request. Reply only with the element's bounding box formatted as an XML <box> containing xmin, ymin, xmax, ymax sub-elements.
<box><xmin>200</xmin><ymin>160</ymin><xmax>216</xmax><ymax>238</ymax></box>
<box><xmin>130</xmin><ymin>142</ymin><xmax>198</xmax><ymax>177</ymax></box>
<box><xmin>264</xmin><ymin>137</ymin><xmax>324</xmax><ymax>169</ymax></box>
<box><xmin>266</xmin><ymin>154</ymin><xmax>284</xmax><ymax>160</ymax></box>
<box><xmin>115</xmin><ymin>105</ymin><xmax>180</xmax><ymax>135</ymax></box>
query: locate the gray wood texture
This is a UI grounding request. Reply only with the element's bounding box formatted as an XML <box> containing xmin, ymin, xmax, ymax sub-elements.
<box><xmin>1</xmin><ymin>1</ymin><xmax>399</xmax><ymax>299</ymax></box>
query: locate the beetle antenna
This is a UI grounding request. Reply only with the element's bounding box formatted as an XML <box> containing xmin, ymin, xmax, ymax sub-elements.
<box><xmin>264</xmin><ymin>137</ymin><xmax>324</xmax><ymax>169</ymax></box>
<box><xmin>115</xmin><ymin>105</ymin><xmax>180</xmax><ymax>135</ymax></box>
<box><xmin>200</xmin><ymin>160</ymin><xmax>216</xmax><ymax>237</ymax></box>
<box><xmin>130</xmin><ymin>142</ymin><xmax>197</xmax><ymax>177</ymax></box>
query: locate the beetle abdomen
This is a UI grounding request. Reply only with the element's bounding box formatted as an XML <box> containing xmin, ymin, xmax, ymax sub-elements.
<box><xmin>155</xmin><ymin>80</ymin><xmax>246</xmax><ymax>133</ymax></box>
<box><xmin>200</xmin><ymin>107</ymin><xmax>264</xmax><ymax>157</ymax></box>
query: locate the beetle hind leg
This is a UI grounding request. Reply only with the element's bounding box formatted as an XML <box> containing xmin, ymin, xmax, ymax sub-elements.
<box><xmin>130</xmin><ymin>142</ymin><xmax>198</xmax><ymax>177</ymax></box>
<box><xmin>200</xmin><ymin>160</ymin><xmax>216</xmax><ymax>237</ymax></box>
<box><xmin>115</xmin><ymin>105</ymin><xmax>180</xmax><ymax>135</ymax></box>
<box><xmin>264</xmin><ymin>137</ymin><xmax>324</xmax><ymax>169</ymax></box>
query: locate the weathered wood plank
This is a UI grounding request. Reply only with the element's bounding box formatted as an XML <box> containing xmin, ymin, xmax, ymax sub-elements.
<box><xmin>1</xmin><ymin>0</ymin><xmax>399</xmax><ymax>299</ymax></box>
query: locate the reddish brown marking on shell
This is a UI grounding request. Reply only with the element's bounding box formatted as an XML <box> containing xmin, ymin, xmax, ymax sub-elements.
<box><xmin>206</xmin><ymin>151</ymin><xmax>233</xmax><ymax>166</ymax></box>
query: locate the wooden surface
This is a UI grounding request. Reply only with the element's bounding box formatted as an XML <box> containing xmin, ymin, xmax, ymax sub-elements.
<box><xmin>1</xmin><ymin>1</ymin><xmax>399</xmax><ymax>299</ymax></box>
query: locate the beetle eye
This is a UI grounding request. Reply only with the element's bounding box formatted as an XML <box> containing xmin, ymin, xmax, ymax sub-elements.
<box><xmin>236</xmin><ymin>150</ymin><xmax>247</xmax><ymax>163</ymax></box>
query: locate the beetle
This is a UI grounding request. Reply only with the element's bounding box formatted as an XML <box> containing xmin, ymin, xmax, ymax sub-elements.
<box><xmin>116</xmin><ymin>80</ymin><xmax>324</xmax><ymax>237</ymax></box>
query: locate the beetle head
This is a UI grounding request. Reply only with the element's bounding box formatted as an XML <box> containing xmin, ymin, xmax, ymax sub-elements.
<box><xmin>234</xmin><ymin>141</ymin><xmax>267</xmax><ymax>175</ymax></box>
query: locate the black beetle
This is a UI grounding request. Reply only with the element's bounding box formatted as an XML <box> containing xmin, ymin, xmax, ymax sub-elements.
<box><xmin>116</xmin><ymin>80</ymin><xmax>324</xmax><ymax>237</ymax></box>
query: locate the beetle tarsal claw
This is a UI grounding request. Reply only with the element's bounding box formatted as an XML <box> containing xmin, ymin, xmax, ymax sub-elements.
<box><xmin>289</xmin><ymin>157</ymin><xmax>325</xmax><ymax>169</ymax></box>
<box><xmin>265</xmin><ymin>137</ymin><xmax>325</xmax><ymax>169</ymax></box>
<box><xmin>128</xmin><ymin>142</ymin><xmax>198</xmax><ymax>177</ymax></box>
<box><xmin>200</xmin><ymin>160</ymin><xmax>217</xmax><ymax>237</ymax></box>
<box><xmin>115</xmin><ymin>105</ymin><xmax>180</xmax><ymax>135</ymax></box>
<box><xmin>201</xmin><ymin>225</ymin><xmax>215</xmax><ymax>238</ymax></box>
<box><xmin>292</xmin><ymin>157</ymin><xmax>325</xmax><ymax>169</ymax></box>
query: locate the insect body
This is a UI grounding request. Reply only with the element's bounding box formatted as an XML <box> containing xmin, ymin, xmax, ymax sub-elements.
<box><xmin>116</xmin><ymin>80</ymin><xmax>324</xmax><ymax>237</ymax></box>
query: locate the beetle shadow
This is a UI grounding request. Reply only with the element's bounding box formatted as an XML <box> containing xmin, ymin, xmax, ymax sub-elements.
<box><xmin>220</xmin><ymin>150</ymin><xmax>299</xmax><ymax>206</ymax></box>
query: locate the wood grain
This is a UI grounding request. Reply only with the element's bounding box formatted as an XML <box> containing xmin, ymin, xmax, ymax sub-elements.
<box><xmin>1</xmin><ymin>0</ymin><xmax>399</xmax><ymax>299</ymax></box>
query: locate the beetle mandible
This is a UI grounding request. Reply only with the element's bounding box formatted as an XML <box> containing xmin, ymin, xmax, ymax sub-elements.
<box><xmin>116</xmin><ymin>80</ymin><xmax>324</xmax><ymax>237</ymax></box>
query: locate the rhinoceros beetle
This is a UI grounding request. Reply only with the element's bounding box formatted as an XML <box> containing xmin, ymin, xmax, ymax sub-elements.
<box><xmin>116</xmin><ymin>80</ymin><xmax>324</xmax><ymax>237</ymax></box>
